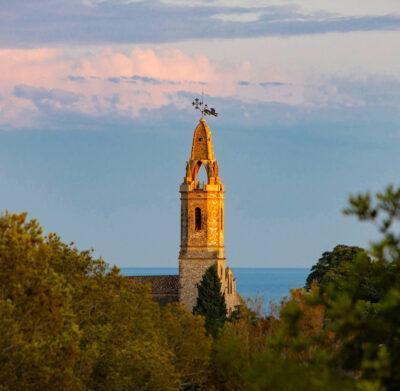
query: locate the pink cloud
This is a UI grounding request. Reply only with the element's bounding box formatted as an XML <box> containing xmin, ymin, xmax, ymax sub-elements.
<box><xmin>76</xmin><ymin>48</ymin><xmax>216</xmax><ymax>82</ymax></box>
<box><xmin>0</xmin><ymin>47</ymin><xmax>296</xmax><ymax>129</ymax></box>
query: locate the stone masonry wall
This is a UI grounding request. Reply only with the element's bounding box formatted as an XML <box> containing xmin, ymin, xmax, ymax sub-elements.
<box><xmin>179</xmin><ymin>258</ymin><xmax>241</xmax><ymax>312</ymax></box>
<box><xmin>179</xmin><ymin>258</ymin><xmax>226</xmax><ymax>311</ymax></box>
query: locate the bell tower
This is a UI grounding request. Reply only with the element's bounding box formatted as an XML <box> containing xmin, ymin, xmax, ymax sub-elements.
<box><xmin>179</xmin><ymin>118</ymin><xmax>231</xmax><ymax>310</ymax></box>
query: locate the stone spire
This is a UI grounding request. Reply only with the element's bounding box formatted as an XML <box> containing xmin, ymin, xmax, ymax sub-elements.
<box><xmin>184</xmin><ymin>119</ymin><xmax>221</xmax><ymax>187</ymax></box>
<box><xmin>190</xmin><ymin>118</ymin><xmax>215</xmax><ymax>161</ymax></box>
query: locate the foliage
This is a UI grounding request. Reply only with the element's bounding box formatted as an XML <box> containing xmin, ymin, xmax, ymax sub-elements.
<box><xmin>0</xmin><ymin>212</ymin><xmax>81</xmax><ymax>390</ymax></box>
<box><xmin>211</xmin><ymin>305</ymin><xmax>276</xmax><ymax>390</ymax></box>
<box><xmin>305</xmin><ymin>244</ymin><xmax>368</xmax><ymax>291</ymax></box>
<box><xmin>0</xmin><ymin>212</ymin><xmax>179</xmax><ymax>390</ymax></box>
<box><xmin>161</xmin><ymin>303</ymin><xmax>211</xmax><ymax>388</ymax></box>
<box><xmin>274</xmin><ymin>184</ymin><xmax>400</xmax><ymax>390</ymax></box>
<box><xmin>210</xmin><ymin>286</ymin><xmax>356</xmax><ymax>390</ymax></box>
<box><xmin>209</xmin><ymin>183</ymin><xmax>400</xmax><ymax>389</ymax></box>
<box><xmin>210</xmin><ymin>182</ymin><xmax>400</xmax><ymax>390</ymax></box>
<box><xmin>3</xmin><ymin>184</ymin><xmax>400</xmax><ymax>389</ymax></box>
<box><xmin>193</xmin><ymin>264</ymin><xmax>227</xmax><ymax>337</ymax></box>
<box><xmin>246</xmin><ymin>350</ymin><xmax>356</xmax><ymax>391</ymax></box>
<box><xmin>330</xmin><ymin>184</ymin><xmax>400</xmax><ymax>389</ymax></box>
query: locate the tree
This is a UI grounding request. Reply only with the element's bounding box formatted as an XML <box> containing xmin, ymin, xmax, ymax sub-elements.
<box><xmin>0</xmin><ymin>212</ymin><xmax>81</xmax><ymax>390</ymax></box>
<box><xmin>305</xmin><ymin>245</ymin><xmax>368</xmax><ymax>291</ymax></box>
<box><xmin>333</xmin><ymin>184</ymin><xmax>400</xmax><ymax>389</ymax></box>
<box><xmin>0</xmin><ymin>212</ymin><xmax>180</xmax><ymax>390</ymax></box>
<box><xmin>245</xmin><ymin>350</ymin><xmax>356</xmax><ymax>391</ymax></box>
<box><xmin>211</xmin><ymin>305</ymin><xmax>276</xmax><ymax>390</ymax></box>
<box><xmin>296</xmin><ymin>185</ymin><xmax>400</xmax><ymax>390</ymax></box>
<box><xmin>210</xmin><ymin>285</ymin><xmax>355</xmax><ymax>391</ymax></box>
<box><xmin>161</xmin><ymin>303</ymin><xmax>211</xmax><ymax>388</ymax></box>
<box><xmin>193</xmin><ymin>264</ymin><xmax>227</xmax><ymax>338</ymax></box>
<box><xmin>209</xmin><ymin>184</ymin><xmax>400</xmax><ymax>389</ymax></box>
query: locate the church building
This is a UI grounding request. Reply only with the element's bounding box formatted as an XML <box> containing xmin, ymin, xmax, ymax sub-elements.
<box><xmin>128</xmin><ymin>118</ymin><xmax>240</xmax><ymax>312</ymax></box>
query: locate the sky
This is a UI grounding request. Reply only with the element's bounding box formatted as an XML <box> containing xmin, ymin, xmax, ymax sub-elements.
<box><xmin>0</xmin><ymin>0</ymin><xmax>400</xmax><ymax>267</ymax></box>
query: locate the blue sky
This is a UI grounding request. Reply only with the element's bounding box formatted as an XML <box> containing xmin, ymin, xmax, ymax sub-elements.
<box><xmin>0</xmin><ymin>0</ymin><xmax>399</xmax><ymax>267</ymax></box>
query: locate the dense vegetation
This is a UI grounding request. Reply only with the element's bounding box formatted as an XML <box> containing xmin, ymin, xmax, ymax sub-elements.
<box><xmin>0</xmin><ymin>213</ymin><xmax>210</xmax><ymax>390</ymax></box>
<box><xmin>1</xmin><ymin>183</ymin><xmax>400</xmax><ymax>390</ymax></box>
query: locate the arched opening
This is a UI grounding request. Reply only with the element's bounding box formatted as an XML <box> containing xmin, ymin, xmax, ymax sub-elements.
<box><xmin>193</xmin><ymin>162</ymin><xmax>208</xmax><ymax>189</ymax></box>
<box><xmin>195</xmin><ymin>207</ymin><xmax>202</xmax><ymax>230</ymax></box>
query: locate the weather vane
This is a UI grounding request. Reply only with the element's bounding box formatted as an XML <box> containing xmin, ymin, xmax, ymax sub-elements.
<box><xmin>192</xmin><ymin>97</ymin><xmax>218</xmax><ymax>118</ymax></box>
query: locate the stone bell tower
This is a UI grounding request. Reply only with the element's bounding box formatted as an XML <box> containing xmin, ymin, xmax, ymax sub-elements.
<box><xmin>179</xmin><ymin>118</ymin><xmax>239</xmax><ymax>311</ymax></box>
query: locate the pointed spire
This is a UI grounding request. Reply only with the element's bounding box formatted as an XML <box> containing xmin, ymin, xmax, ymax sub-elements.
<box><xmin>190</xmin><ymin>118</ymin><xmax>214</xmax><ymax>161</ymax></box>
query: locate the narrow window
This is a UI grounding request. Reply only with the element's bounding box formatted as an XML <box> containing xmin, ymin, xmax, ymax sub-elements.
<box><xmin>221</xmin><ymin>208</ymin><xmax>223</xmax><ymax>231</ymax></box>
<box><xmin>195</xmin><ymin>207</ymin><xmax>202</xmax><ymax>230</ymax></box>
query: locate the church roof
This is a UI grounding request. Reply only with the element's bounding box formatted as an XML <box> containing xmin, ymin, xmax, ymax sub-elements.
<box><xmin>126</xmin><ymin>275</ymin><xmax>179</xmax><ymax>305</ymax></box>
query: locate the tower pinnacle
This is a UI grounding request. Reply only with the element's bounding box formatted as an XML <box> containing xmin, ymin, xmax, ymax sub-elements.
<box><xmin>190</xmin><ymin>119</ymin><xmax>214</xmax><ymax>161</ymax></box>
<box><xmin>184</xmin><ymin>119</ymin><xmax>221</xmax><ymax>188</ymax></box>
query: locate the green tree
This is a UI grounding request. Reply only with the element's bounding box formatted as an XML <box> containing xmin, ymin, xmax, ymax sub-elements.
<box><xmin>0</xmin><ymin>212</ymin><xmax>180</xmax><ymax>390</ymax></box>
<box><xmin>209</xmin><ymin>184</ymin><xmax>400</xmax><ymax>390</ymax></box>
<box><xmin>245</xmin><ymin>350</ymin><xmax>356</xmax><ymax>391</ymax></box>
<box><xmin>0</xmin><ymin>212</ymin><xmax>81</xmax><ymax>390</ymax></box>
<box><xmin>44</xmin><ymin>233</ymin><xmax>180</xmax><ymax>390</ymax></box>
<box><xmin>193</xmin><ymin>264</ymin><xmax>227</xmax><ymax>338</ymax></box>
<box><xmin>296</xmin><ymin>185</ymin><xmax>400</xmax><ymax>390</ymax></box>
<box><xmin>210</xmin><ymin>286</ymin><xmax>356</xmax><ymax>391</ymax></box>
<box><xmin>305</xmin><ymin>245</ymin><xmax>368</xmax><ymax>291</ymax></box>
<box><xmin>211</xmin><ymin>306</ymin><xmax>276</xmax><ymax>390</ymax></box>
<box><xmin>332</xmin><ymin>184</ymin><xmax>400</xmax><ymax>389</ymax></box>
<box><xmin>161</xmin><ymin>303</ymin><xmax>212</xmax><ymax>388</ymax></box>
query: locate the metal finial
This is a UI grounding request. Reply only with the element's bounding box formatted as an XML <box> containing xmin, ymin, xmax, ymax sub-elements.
<box><xmin>192</xmin><ymin>96</ymin><xmax>218</xmax><ymax>118</ymax></box>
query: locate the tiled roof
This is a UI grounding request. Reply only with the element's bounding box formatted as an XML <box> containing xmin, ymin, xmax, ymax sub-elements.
<box><xmin>126</xmin><ymin>275</ymin><xmax>179</xmax><ymax>304</ymax></box>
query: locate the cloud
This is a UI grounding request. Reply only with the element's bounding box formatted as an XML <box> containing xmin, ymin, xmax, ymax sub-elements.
<box><xmin>107</xmin><ymin>77</ymin><xmax>122</xmax><ymax>84</ymax></box>
<box><xmin>0</xmin><ymin>0</ymin><xmax>399</xmax><ymax>47</ymax></box>
<box><xmin>130</xmin><ymin>75</ymin><xmax>177</xmax><ymax>85</ymax></box>
<box><xmin>212</xmin><ymin>11</ymin><xmax>263</xmax><ymax>23</ymax></box>
<box><xmin>0</xmin><ymin>47</ymin><xmax>270</xmax><ymax>129</ymax></box>
<box><xmin>99</xmin><ymin>75</ymin><xmax>185</xmax><ymax>85</ymax></box>
<box><xmin>238</xmin><ymin>81</ymin><xmax>290</xmax><ymax>87</ymax></box>
<box><xmin>103</xmin><ymin>75</ymin><xmax>178</xmax><ymax>85</ymax></box>
<box><xmin>14</xmin><ymin>85</ymin><xmax>81</xmax><ymax>106</ymax></box>
<box><xmin>67</xmin><ymin>75</ymin><xmax>87</xmax><ymax>82</ymax></box>
<box><xmin>334</xmin><ymin>76</ymin><xmax>400</xmax><ymax>107</ymax></box>
<box><xmin>259</xmin><ymin>82</ymin><xmax>289</xmax><ymax>87</ymax></box>
<box><xmin>1</xmin><ymin>45</ymin><xmax>399</xmax><ymax>132</ymax></box>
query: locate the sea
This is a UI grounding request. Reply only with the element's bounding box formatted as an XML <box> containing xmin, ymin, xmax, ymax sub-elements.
<box><xmin>121</xmin><ymin>267</ymin><xmax>310</xmax><ymax>314</ymax></box>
